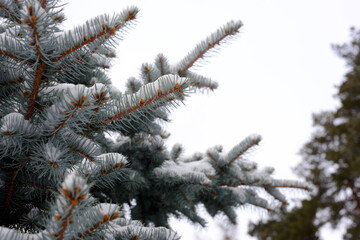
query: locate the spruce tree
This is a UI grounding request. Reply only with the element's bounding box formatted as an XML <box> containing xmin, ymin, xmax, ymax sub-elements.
<box><xmin>248</xmin><ymin>27</ymin><xmax>360</xmax><ymax>240</ymax></box>
<box><xmin>0</xmin><ymin>1</ymin><xmax>309</xmax><ymax>239</ymax></box>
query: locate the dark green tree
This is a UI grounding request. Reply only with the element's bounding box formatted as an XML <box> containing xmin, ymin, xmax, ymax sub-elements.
<box><xmin>248</xmin><ymin>27</ymin><xmax>360</xmax><ymax>240</ymax></box>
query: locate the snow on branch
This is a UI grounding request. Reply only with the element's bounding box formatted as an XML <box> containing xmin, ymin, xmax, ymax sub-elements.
<box><xmin>176</xmin><ymin>20</ymin><xmax>243</xmax><ymax>76</ymax></box>
<box><xmin>153</xmin><ymin>159</ymin><xmax>214</xmax><ymax>186</ymax></box>
<box><xmin>152</xmin><ymin>135</ymin><xmax>311</xmax><ymax>221</ymax></box>
<box><xmin>113</xmin><ymin>218</ymin><xmax>180</xmax><ymax>240</ymax></box>
<box><xmin>78</xmin><ymin>153</ymin><xmax>129</xmax><ymax>189</ymax></box>
<box><xmin>0</xmin><ymin>226</ymin><xmax>40</xmax><ymax>240</ymax></box>
<box><xmin>44</xmin><ymin>84</ymin><xmax>104</xmax><ymax>136</ymax></box>
<box><xmin>63</xmin><ymin>131</ymin><xmax>102</xmax><ymax>163</ymax></box>
<box><xmin>98</xmin><ymin>74</ymin><xmax>190</xmax><ymax>128</ymax></box>
<box><xmin>1</xmin><ymin>112</ymin><xmax>40</xmax><ymax>139</ymax></box>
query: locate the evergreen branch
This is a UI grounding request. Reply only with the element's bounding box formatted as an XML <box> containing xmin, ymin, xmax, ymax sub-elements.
<box><xmin>270</xmin><ymin>179</ymin><xmax>311</xmax><ymax>191</ymax></box>
<box><xmin>184</xmin><ymin>71</ymin><xmax>218</xmax><ymax>91</ymax></box>
<box><xmin>25</xmin><ymin>62</ymin><xmax>45</xmax><ymax>120</ymax></box>
<box><xmin>206</xmin><ymin>151</ymin><xmax>221</xmax><ymax>169</ymax></box>
<box><xmin>141</xmin><ymin>63</ymin><xmax>160</xmax><ymax>84</ymax></box>
<box><xmin>50</xmin><ymin>37</ymin><xmax>110</xmax><ymax>78</ymax></box>
<box><xmin>226</xmin><ymin>171</ymin><xmax>244</xmax><ymax>184</ymax></box>
<box><xmin>4</xmin><ymin>167</ymin><xmax>18</xmax><ymax>207</ymax></box>
<box><xmin>99</xmin><ymin>162</ymin><xmax>126</xmax><ymax>176</ymax></box>
<box><xmin>126</xmin><ymin>77</ymin><xmax>142</xmax><ymax>93</ymax></box>
<box><xmin>54</xmin><ymin>207</ymin><xmax>73</xmax><ymax>240</ymax></box>
<box><xmin>24</xmin><ymin>6</ymin><xmax>46</xmax><ymax>120</ymax></box>
<box><xmin>50</xmin><ymin>55</ymin><xmax>89</xmax><ymax>77</ymax></box>
<box><xmin>0</xmin><ymin>75</ymin><xmax>24</xmax><ymax>87</ymax></box>
<box><xmin>155</xmin><ymin>53</ymin><xmax>170</xmax><ymax>76</ymax></box>
<box><xmin>225</xmin><ymin>135</ymin><xmax>261</xmax><ymax>168</ymax></box>
<box><xmin>179</xmin><ymin>189</ymin><xmax>194</xmax><ymax>211</ymax></box>
<box><xmin>0</xmin><ymin>2</ymin><xmax>22</xmax><ymax>24</ymax></box>
<box><xmin>0</xmin><ymin>33</ymin><xmax>31</xmax><ymax>65</ymax></box>
<box><xmin>0</xmin><ymin>49</ymin><xmax>26</xmax><ymax>62</ymax></box>
<box><xmin>143</xmin><ymin>64</ymin><xmax>153</xmax><ymax>83</ymax></box>
<box><xmin>227</xmin><ymin>167</ymin><xmax>262</xmax><ymax>186</ymax></box>
<box><xmin>79</xmin><ymin>211</ymin><xmax>120</xmax><ymax>239</ymax></box>
<box><xmin>88</xmin><ymin>90</ymin><xmax>110</xmax><ymax>124</ymax></box>
<box><xmin>20</xmin><ymin>181</ymin><xmax>51</xmax><ymax>191</ymax></box>
<box><xmin>98</xmin><ymin>75</ymin><xmax>189</xmax><ymax>127</ymax></box>
<box><xmin>50</xmin><ymin>173</ymin><xmax>89</xmax><ymax>240</ymax></box>
<box><xmin>67</xmin><ymin>146</ymin><xmax>95</xmax><ymax>162</ymax></box>
<box><xmin>52</xmin><ymin>30</ymin><xmax>108</xmax><ymax>63</ymax></box>
<box><xmin>158</xmin><ymin>58</ymin><xmax>165</xmax><ymax>75</ymax></box>
<box><xmin>177</xmin><ymin>20</ymin><xmax>243</xmax><ymax>76</ymax></box>
<box><xmin>229</xmin><ymin>187</ymin><xmax>273</xmax><ymax>212</ymax></box>
<box><xmin>50</xmin><ymin>106</ymin><xmax>81</xmax><ymax>136</ymax></box>
<box><xmin>271</xmin><ymin>184</ymin><xmax>310</xmax><ymax>191</ymax></box>
<box><xmin>264</xmin><ymin>185</ymin><xmax>287</xmax><ymax>205</ymax></box>
<box><xmin>248</xmin><ymin>202</ymin><xmax>272</xmax><ymax>212</ymax></box>
<box><xmin>144</xmin><ymin>123</ymin><xmax>154</xmax><ymax>136</ymax></box>
<box><xmin>52</xmin><ymin>8</ymin><xmax>138</xmax><ymax>63</ymax></box>
<box><xmin>179</xmin><ymin>181</ymin><xmax>209</xmax><ymax>187</ymax></box>
<box><xmin>47</xmin><ymin>88</ymin><xmax>95</xmax><ymax>136</ymax></box>
<box><xmin>82</xmin><ymin>154</ymin><xmax>129</xmax><ymax>190</ymax></box>
<box><xmin>212</xmin><ymin>198</ymin><xmax>236</xmax><ymax>224</ymax></box>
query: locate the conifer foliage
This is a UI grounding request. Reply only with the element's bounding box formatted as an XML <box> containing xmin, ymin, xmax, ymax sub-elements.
<box><xmin>248</xmin><ymin>27</ymin><xmax>360</xmax><ymax>240</ymax></box>
<box><xmin>0</xmin><ymin>1</ymin><xmax>309</xmax><ymax>239</ymax></box>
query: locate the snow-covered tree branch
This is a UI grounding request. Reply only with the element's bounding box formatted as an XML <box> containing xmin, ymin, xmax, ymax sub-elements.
<box><xmin>0</xmin><ymin>1</ymin><xmax>309</xmax><ymax>239</ymax></box>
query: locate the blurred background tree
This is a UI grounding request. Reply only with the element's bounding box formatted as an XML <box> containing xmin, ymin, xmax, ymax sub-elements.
<box><xmin>248</xmin><ymin>27</ymin><xmax>360</xmax><ymax>240</ymax></box>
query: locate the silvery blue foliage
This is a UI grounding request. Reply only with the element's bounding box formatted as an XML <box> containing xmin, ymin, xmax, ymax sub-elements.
<box><xmin>0</xmin><ymin>1</ymin><xmax>309</xmax><ymax>239</ymax></box>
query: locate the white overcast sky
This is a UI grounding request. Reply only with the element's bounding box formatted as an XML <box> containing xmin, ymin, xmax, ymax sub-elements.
<box><xmin>64</xmin><ymin>1</ymin><xmax>360</xmax><ymax>239</ymax></box>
